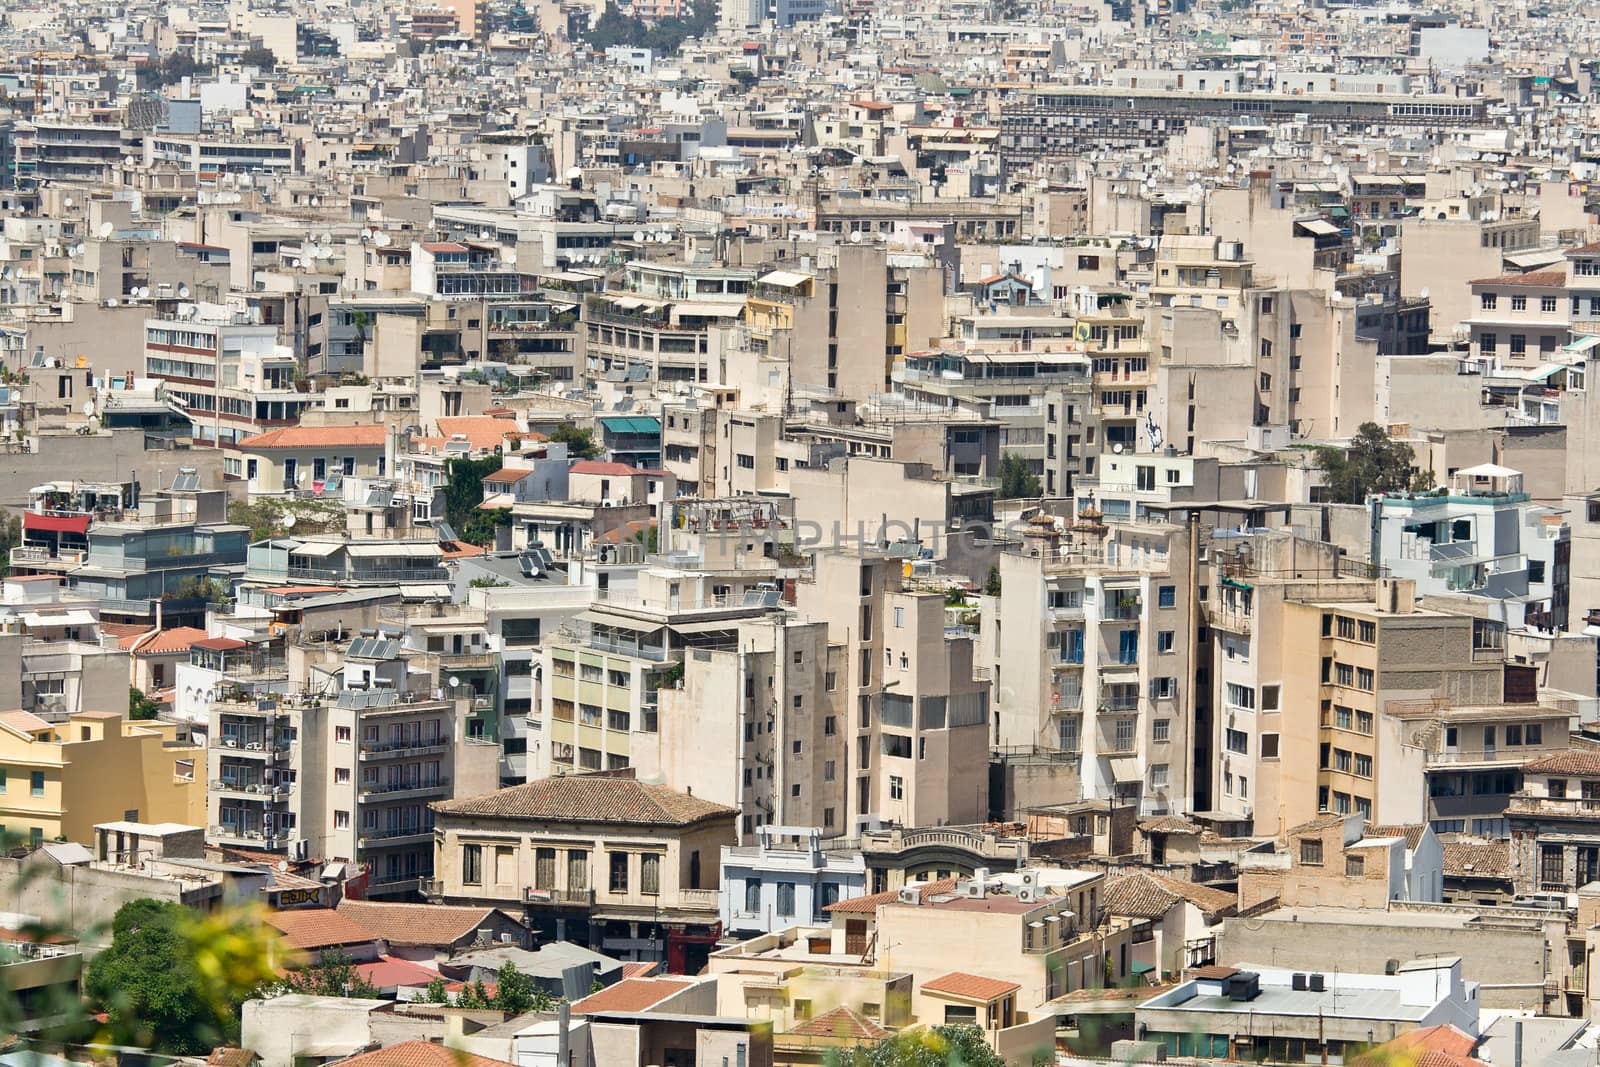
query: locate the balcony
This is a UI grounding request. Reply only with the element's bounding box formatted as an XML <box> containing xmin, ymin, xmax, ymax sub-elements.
<box><xmin>358</xmin><ymin>777</ymin><xmax>450</xmax><ymax>800</ymax></box>
<box><xmin>9</xmin><ymin>546</ymin><xmax>85</xmax><ymax>568</ymax></box>
<box><xmin>525</xmin><ymin>886</ymin><xmax>596</xmax><ymax>906</ymax></box>
<box><xmin>210</xmin><ymin>780</ymin><xmax>295</xmax><ymax>801</ymax></box>
<box><xmin>1509</xmin><ymin>793</ymin><xmax>1600</xmax><ymax>819</ymax></box>
<box><xmin>1101</xmin><ymin>601</ymin><xmax>1142</xmax><ymax>622</ymax></box>
<box><xmin>1204</xmin><ymin>604</ymin><xmax>1253</xmax><ymax>633</ymax></box>
<box><xmin>419</xmin><ymin>877</ymin><xmax>443</xmax><ymax>898</ymax></box>
<box><xmin>358</xmin><ymin>738</ymin><xmax>450</xmax><ymax>760</ymax></box>
<box><xmin>359</xmin><ymin>826</ymin><xmax>434</xmax><ymax>848</ymax></box>
<box><xmin>208</xmin><ymin>825</ymin><xmax>282</xmax><ymax>849</ymax></box>
<box><xmin>211</xmin><ymin>736</ymin><xmax>292</xmax><ymax>759</ymax></box>
<box><xmin>439</xmin><ymin>651</ymin><xmax>498</xmax><ymax>670</ymax></box>
<box><xmin>678</xmin><ymin>887</ymin><xmax>721</xmax><ymax>911</ymax></box>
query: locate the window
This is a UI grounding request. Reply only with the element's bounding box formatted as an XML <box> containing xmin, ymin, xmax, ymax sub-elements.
<box><xmin>1335</xmin><ymin>705</ymin><xmax>1353</xmax><ymax>729</ymax></box>
<box><xmin>1543</xmin><ymin>296</ymin><xmax>1558</xmax><ymax>313</ymax></box>
<box><xmin>1158</xmin><ymin>585</ymin><xmax>1176</xmax><ymax>609</ymax></box>
<box><xmin>776</xmin><ymin>882</ymin><xmax>795</xmax><ymax>917</ymax></box>
<box><xmin>1511</xmin><ymin>295</ymin><xmax>1527</xmax><ymax>312</ymax></box>
<box><xmin>640</xmin><ymin>854</ymin><xmax>660</xmax><ymax>895</ymax></box>
<box><xmin>463</xmin><ymin>844</ymin><xmax>483</xmax><ymax>885</ymax></box>
<box><xmin>1261</xmin><ymin>733</ymin><xmax>1280</xmax><ymax>759</ymax></box>
<box><xmin>1153</xmin><ymin>719</ymin><xmax>1170</xmax><ymax>743</ymax></box>
<box><xmin>1157</xmin><ymin>630</ymin><xmax>1175</xmax><ymax>653</ymax></box>
<box><xmin>1334</xmin><ymin>662</ymin><xmax>1354</xmax><ymax>686</ymax></box>
<box><xmin>1358</xmin><ymin>620</ymin><xmax>1375</xmax><ymax>643</ymax></box>
<box><xmin>1354</xmin><ymin>754</ymin><xmax>1372</xmax><ymax>778</ymax></box>
<box><xmin>1261</xmin><ymin>684</ymin><xmax>1280</xmax><ymax>711</ymax></box>
<box><xmin>889</xmin><ymin>775</ymin><xmax>905</xmax><ymax>800</ymax></box>
<box><xmin>609</xmin><ymin>851</ymin><xmax>629</xmax><ymax>893</ymax></box>
<box><xmin>1541</xmin><ymin>844</ymin><xmax>1564</xmax><ymax>887</ymax></box>
<box><xmin>336</xmin><ymin>726</ymin><xmax>352</xmax><ymax>742</ymax></box>
<box><xmin>535</xmin><ymin>848</ymin><xmax>556</xmax><ymax>890</ymax></box>
<box><xmin>1225</xmin><ymin>682</ymin><xmax>1255</xmax><ymax>709</ymax></box>
<box><xmin>1346</xmin><ymin>855</ymin><xmax>1365</xmax><ymax>877</ymax></box>
<box><xmin>1355</xmin><ymin>667</ymin><xmax>1374</xmax><ymax>691</ymax></box>
<box><xmin>30</xmin><ymin>772</ymin><xmax>44</xmax><ymax>798</ymax></box>
<box><xmin>1150</xmin><ymin>764</ymin><xmax>1169</xmax><ymax>788</ymax></box>
<box><xmin>744</xmin><ymin>879</ymin><xmax>762</xmax><ymax>913</ymax></box>
<box><xmin>1225</xmin><ymin>729</ymin><xmax>1248</xmax><ymax>755</ymax></box>
<box><xmin>1480</xmin><ymin>332</ymin><xmax>1496</xmax><ymax>353</ymax></box>
<box><xmin>1510</xmin><ymin>334</ymin><xmax>1526</xmax><ymax>355</ymax></box>
<box><xmin>1299</xmin><ymin>838</ymin><xmax>1324</xmax><ymax>866</ymax></box>
<box><xmin>1527</xmin><ymin>724</ymin><xmax>1543</xmax><ymax>745</ymax></box>
<box><xmin>893</xmin><ymin>607</ymin><xmax>905</xmax><ymax>628</ymax></box>
<box><xmin>1481</xmin><ymin>293</ymin><xmax>1497</xmax><ymax>310</ymax></box>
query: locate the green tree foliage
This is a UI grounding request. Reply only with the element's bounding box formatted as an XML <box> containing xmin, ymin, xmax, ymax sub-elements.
<box><xmin>0</xmin><ymin>514</ymin><xmax>21</xmax><ymax>578</ymax></box>
<box><xmin>491</xmin><ymin>961</ymin><xmax>557</xmax><ymax>1015</ymax></box>
<box><xmin>828</xmin><ymin>1025</ymin><xmax>1011</xmax><ymax>1067</ymax></box>
<box><xmin>173</xmin><ymin>575</ymin><xmax>232</xmax><ymax>605</ymax></box>
<box><xmin>548</xmin><ymin>423</ymin><xmax>600</xmax><ymax>459</ymax></box>
<box><xmin>149</xmin><ymin>53</ymin><xmax>212</xmax><ymax>87</ymax></box>
<box><xmin>227</xmin><ymin>498</ymin><xmax>345</xmax><ymax>541</ymax></box>
<box><xmin>582</xmin><ymin>0</ymin><xmax>716</xmax><ymax>54</ymax></box>
<box><xmin>129</xmin><ymin>686</ymin><xmax>161</xmax><ymax>720</ymax></box>
<box><xmin>984</xmin><ymin>565</ymin><xmax>1002</xmax><ymax>596</ymax></box>
<box><xmin>998</xmin><ymin>453</ymin><xmax>1041</xmax><ymax>498</ymax></box>
<box><xmin>1313</xmin><ymin>421</ymin><xmax>1433</xmax><ymax>504</ymax></box>
<box><xmin>240</xmin><ymin>46</ymin><xmax>279</xmax><ymax>69</ymax></box>
<box><xmin>445</xmin><ymin>454</ymin><xmax>511</xmax><ymax>547</ymax></box>
<box><xmin>266</xmin><ymin>947</ymin><xmax>379</xmax><ymax>998</ymax></box>
<box><xmin>455</xmin><ymin>977</ymin><xmax>494</xmax><ymax>1008</ymax></box>
<box><xmin>419</xmin><ymin>976</ymin><xmax>450</xmax><ymax>1003</ymax></box>
<box><xmin>84</xmin><ymin>900</ymin><xmax>282</xmax><ymax>1054</ymax></box>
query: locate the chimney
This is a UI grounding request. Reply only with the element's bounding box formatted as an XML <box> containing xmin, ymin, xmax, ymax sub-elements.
<box><xmin>1374</xmin><ymin>576</ymin><xmax>1416</xmax><ymax>614</ymax></box>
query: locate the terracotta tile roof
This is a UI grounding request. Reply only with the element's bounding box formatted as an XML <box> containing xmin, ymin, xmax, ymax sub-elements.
<box><xmin>265</xmin><ymin>907</ymin><xmax>382</xmax><ymax>950</ymax></box>
<box><xmin>1441</xmin><ymin>837</ymin><xmax>1511</xmax><ymax>879</ymax></box>
<box><xmin>238</xmin><ymin>425</ymin><xmax>388</xmax><ymax>450</ymax></box>
<box><xmin>100</xmin><ymin>621</ymin><xmax>149</xmax><ymax>639</ymax></box>
<box><xmin>420</xmin><ymin>242</ymin><xmax>468</xmax><ymax>254</ymax></box>
<box><xmin>824</xmin><ymin>877</ymin><xmax>959</xmax><ymax>914</ymax></box>
<box><xmin>207</xmin><ymin>1049</ymin><xmax>257</xmax><ymax>1067</ymax></box>
<box><xmin>1107</xmin><ymin>870</ymin><xmax>1234</xmax><ymax>920</ymax></box>
<box><xmin>336</xmin><ymin>900</ymin><xmax>509</xmax><ymax>947</ymax></box>
<box><xmin>1353</xmin><ymin>1026</ymin><xmax>1487</xmax><ymax>1067</ymax></box>
<box><xmin>482</xmin><ymin>468</ymin><xmax>535</xmax><ymax>484</ymax></box>
<box><xmin>120</xmin><ymin>626</ymin><xmax>211</xmax><ymax>654</ymax></box>
<box><xmin>193</xmin><ymin>636</ymin><xmax>248</xmax><ymax>652</ymax></box>
<box><xmin>431</xmin><ymin>772</ymin><xmax>737</xmax><ymax>827</ymax></box>
<box><xmin>1192</xmin><ymin>965</ymin><xmax>1238</xmax><ymax>980</ymax></box>
<box><xmin>1285</xmin><ymin>814</ymin><xmax>1345</xmax><ymax>837</ymax></box>
<box><xmin>1524</xmin><ymin>750</ymin><xmax>1600</xmax><ymax>776</ymax></box>
<box><xmin>789</xmin><ymin>1006</ymin><xmax>890</xmax><ymax>1041</ymax></box>
<box><xmin>1367</xmin><ymin>823</ymin><xmax>1427</xmax><ymax>850</ymax></box>
<box><xmin>621</xmin><ymin>961</ymin><xmax>660</xmax><ymax>978</ymax></box>
<box><xmin>328</xmin><ymin>1040</ymin><xmax>515</xmax><ymax>1067</ymax></box>
<box><xmin>1138</xmin><ymin>816</ymin><xmax>1202</xmax><ymax>835</ymax></box>
<box><xmin>921</xmin><ymin>972</ymin><xmax>1020</xmax><ymax>1001</ymax></box>
<box><xmin>436</xmin><ymin>416</ymin><xmax>521</xmax><ymax>452</ymax></box>
<box><xmin>569</xmin><ymin>460</ymin><xmax>641</xmax><ymax>477</ymax></box>
<box><xmin>569</xmin><ymin>977</ymin><xmax>691</xmax><ymax>1014</ymax></box>
<box><xmin>354</xmin><ymin>955</ymin><xmax>444</xmax><ymax>990</ymax></box>
<box><xmin>1468</xmin><ymin>270</ymin><xmax>1567</xmax><ymax>287</ymax></box>
<box><xmin>1570</xmin><ymin>241</ymin><xmax>1600</xmax><ymax>257</ymax></box>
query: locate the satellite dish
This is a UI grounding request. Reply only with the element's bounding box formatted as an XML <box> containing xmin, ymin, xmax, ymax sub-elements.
<box><xmin>178</xmin><ymin>284</ymin><xmax>190</xmax><ymax>298</ymax></box>
<box><xmin>1420</xmin><ymin>287</ymin><xmax>1430</xmax><ymax>299</ymax></box>
<box><xmin>374</xmin><ymin>232</ymin><xmax>391</xmax><ymax>247</ymax></box>
<box><xmin>361</xmin><ymin>228</ymin><xmax>373</xmax><ymax>242</ymax></box>
<box><xmin>1112</xmin><ymin>442</ymin><xmax>1124</xmax><ymax>454</ymax></box>
<box><xmin>281</xmin><ymin>512</ymin><xmax>297</xmax><ymax>528</ymax></box>
<box><xmin>123</xmin><ymin>155</ymin><xmax>134</xmax><ymax>167</ymax></box>
<box><xmin>632</xmin><ymin>230</ymin><xmax>645</xmax><ymax>243</ymax></box>
<box><xmin>63</xmin><ymin>197</ymin><xmax>74</xmax><ymax>207</ymax></box>
<box><xmin>82</xmin><ymin>400</ymin><xmax>95</xmax><ymax>417</ymax></box>
<box><xmin>106</xmin><ymin>297</ymin><xmax>117</xmax><ymax>306</ymax></box>
<box><xmin>97</xmin><ymin>221</ymin><xmax>113</xmax><ymax>239</ymax></box>
<box><xmin>291</xmin><ymin>259</ymin><xmax>303</xmax><ymax>270</ymax></box>
<box><xmin>448</xmin><ymin>675</ymin><xmax>461</xmax><ymax>688</ymax></box>
<box><xmin>849</xmin><ymin>231</ymin><xmax>863</xmax><ymax>243</ymax></box>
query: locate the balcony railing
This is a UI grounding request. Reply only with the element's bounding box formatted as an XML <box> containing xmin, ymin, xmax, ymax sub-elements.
<box><xmin>359</xmin><ymin>738</ymin><xmax>450</xmax><ymax>760</ymax></box>
<box><xmin>439</xmin><ymin>651</ymin><xmax>498</xmax><ymax>669</ymax></box>
<box><xmin>359</xmin><ymin>826</ymin><xmax>434</xmax><ymax>847</ymax></box>
<box><xmin>1508</xmin><ymin>793</ymin><xmax>1600</xmax><ymax>817</ymax></box>
<box><xmin>358</xmin><ymin>777</ymin><xmax>450</xmax><ymax>798</ymax></box>
<box><xmin>525</xmin><ymin>887</ymin><xmax>595</xmax><ymax>906</ymax></box>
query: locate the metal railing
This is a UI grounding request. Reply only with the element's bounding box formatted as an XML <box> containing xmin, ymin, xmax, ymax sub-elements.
<box><xmin>525</xmin><ymin>887</ymin><xmax>595</xmax><ymax>906</ymax></box>
<box><xmin>359</xmin><ymin>777</ymin><xmax>450</xmax><ymax>797</ymax></box>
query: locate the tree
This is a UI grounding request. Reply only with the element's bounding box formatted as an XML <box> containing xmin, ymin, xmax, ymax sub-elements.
<box><xmin>445</xmin><ymin>454</ymin><xmax>508</xmax><ymax>544</ymax></box>
<box><xmin>240</xmin><ymin>46</ymin><xmax>279</xmax><ymax>69</ymax></box>
<box><xmin>549</xmin><ymin>423</ymin><xmax>600</xmax><ymax>459</ymax></box>
<box><xmin>1313</xmin><ymin>422</ymin><xmax>1433</xmax><ymax>504</ymax></box>
<box><xmin>456</xmin><ymin>977</ymin><xmax>493</xmax><ymax>1009</ymax></box>
<box><xmin>0</xmin><ymin>514</ymin><xmax>21</xmax><ymax>577</ymax></box>
<box><xmin>998</xmin><ymin>452</ymin><xmax>1041</xmax><ymax>498</ymax></box>
<box><xmin>267</xmin><ymin>947</ymin><xmax>378</xmax><ymax>998</ymax></box>
<box><xmin>129</xmin><ymin>686</ymin><xmax>161</xmax><ymax>720</ymax></box>
<box><xmin>491</xmin><ymin>962</ymin><xmax>541</xmax><ymax>1015</ymax></box>
<box><xmin>828</xmin><ymin>1025</ymin><xmax>1011</xmax><ymax>1067</ymax></box>
<box><xmin>418</xmin><ymin>976</ymin><xmax>450</xmax><ymax>1004</ymax></box>
<box><xmin>984</xmin><ymin>565</ymin><xmax>1002</xmax><ymax>597</ymax></box>
<box><xmin>84</xmin><ymin>900</ymin><xmax>281</xmax><ymax>1054</ymax></box>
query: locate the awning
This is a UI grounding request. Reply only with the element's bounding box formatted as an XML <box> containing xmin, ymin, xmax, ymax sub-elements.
<box><xmin>346</xmin><ymin>543</ymin><xmax>442</xmax><ymax>558</ymax></box>
<box><xmin>757</xmin><ymin>269</ymin><xmax>812</xmax><ymax>288</ymax></box>
<box><xmin>1106</xmin><ymin>756</ymin><xmax>1142</xmax><ymax>781</ymax></box>
<box><xmin>574</xmin><ymin>609</ymin><xmax>663</xmax><ymax>632</ymax></box>
<box><xmin>670</xmin><ymin>618</ymin><xmax>745</xmax><ymax>635</ymax></box>
<box><xmin>671</xmin><ymin>301</ymin><xmax>743</xmax><ymax>318</ymax></box>
<box><xmin>1565</xmin><ymin>336</ymin><xmax>1600</xmax><ymax>354</ymax></box>
<box><xmin>24</xmin><ymin>513</ymin><xmax>89</xmax><ymax>535</ymax></box>
<box><xmin>20</xmin><ymin>610</ymin><xmax>95</xmax><ymax>628</ymax></box>
<box><xmin>287</xmin><ymin>541</ymin><xmax>342</xmax><ymax>558</ymax></box>
<box><xmin>1297</xmin><ymin>218</ymin><xmax>1341</xmax><ymax>236</ymax></box>
<box><xmin>399</xmin><ymin>583</ymin><xmax>454</xmax><ymax>600</ymax></box>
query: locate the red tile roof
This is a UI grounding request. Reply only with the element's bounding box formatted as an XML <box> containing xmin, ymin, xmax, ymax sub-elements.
<box><xmin>120</xmin><ymin>626</ymin><xmax>211</xmax><ymax>655</ymax></box>
<box><xmin>825</xmin><ymin>877</ymin><xmax>959</xmax><ymax>914</ymax></box>
<box><xmin>436</xmin><ymin>416</ymin><xmax>522</xmax><ymax>452</ymax></box>
<box><xmin>1468</xmin><ymin>270</ymin><xmax>1566</xmax><ymax>287</ymax></box>
<box><xmin>1524</xmin><ymin>750</ymin><xmax>1600</xmax><ymax>776</ymax></box>
<box><xmin>432</xmin><ymin>773</ymin><xmax>736</xmax><ymax>827</ymax></box>
<box><xmin>265</xmin><ymin>908</ymin><xmax>382</xmax><ymax>950</ymax></box>
<box><xmin>354</xmin><ymin>955</ymin><xmax>443</xmax><ymax>990</ymax></box>
<box><xmin>336</xmin><ymin>900</ymin><xmax>512</xmax><ymax>948</ymax></box>
<box><xmin>569</xmin><ymin>977</ymin><xmax>691</xmax><ymax>1014</ymax></box>
<box><xmin>921</xmin><ymin>972</ymin><xmax>1020</xmax><ymax>1001</ymax></box>
<box><xmin>621</xmin><ymin>961</ymin><xmax>660</xmax><ymax>978</ymax></box>
<box><xmin>192</xmin><ymin>636</ymin><xmax>248</xmax><ymax>652</ymax></box>
<box><xmin>790</xmin><ymin>1006</ymin><xmax>890</xmax><ymax>1040</ymax></box>
<box><xmin>420</xmin><ymin>242</ymin><xmax>468</xmax><ymax>254</ymax></box>
<box><xmin>328</xmin><ymin>1041</ymin><xmax>514</xmax><ymax>1067</ymax></box>
<box><xmin>569</xmin><ymin>460</ymin><xmax>640</xmax><ymax>477</ymax></box>
<box><xmin>239</xmin><ymin>425</ymin><xmax>388</xmax><ymax>450</ymax></box>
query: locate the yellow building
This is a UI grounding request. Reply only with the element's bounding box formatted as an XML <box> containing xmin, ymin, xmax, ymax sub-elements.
<box><xmin>0</xmin><ymin>710</ymin><xmax>205</xmax><ymax>847</ymax></box>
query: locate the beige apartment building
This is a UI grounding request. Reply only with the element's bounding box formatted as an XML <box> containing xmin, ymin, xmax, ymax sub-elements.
<box><xmin>1466</xmin><ymin>270</ymin><xmax>1570</xmax><ymax>369</ymax></box>
<box><xmin>793</xmin><ymin>550</ymin><xmax>991</xmax><ymax>834</ymax></box>
<box><xmin>989</xmin><ymin>513</ymin><xmax>1194</xmax><ymax>816</ymax></box>
<box><xmin>425</xmin><ymin>773</ymin><xmax>737</xmax><ymax>973</ymax></box>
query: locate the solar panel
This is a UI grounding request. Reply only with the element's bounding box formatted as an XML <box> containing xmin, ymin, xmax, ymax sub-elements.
<box><xmin>436</xmin><ymin>521</ymin><xmax>459</xmax><ymax>543</ymax></box>
<box><xmin>170</xmin><ymin>468</ymin><xmax>201</xmax><ymax>492</ymax></box>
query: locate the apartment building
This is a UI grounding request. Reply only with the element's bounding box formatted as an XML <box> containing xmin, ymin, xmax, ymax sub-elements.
<box><xmin>990</xmin><ymin>513</ymin><xmax>1194</xmax><ymax>815</ymax></box>
<box><xmin>233</xmin><ymin>424</ymin><xmax>392</xmax><ymax>497</ymax></box>
<box><xmin>143</xmin><ymin>308</ymin><xmax>313</xmax><ymax>450</ymax></box>
<box><xmin>719</xmin><ymin>825</ymin><xmax>867</xmax><ymax>937</ymax></box>
<box><xmin>0</xmin><ymin>709</ymin><xmax>204</xmax><ymax>847</ymax></box>
<box><xmin>1467</xmin><ymin>270</ymin><xmax>1570</xmax><ymax>370</ymax></box>
<box><xmin>793</xmin><ymin>550</ymin><xmax>992</xmax><ymax>833</ymax></box>
<box><xmin>424</xmin><ymin>773</ymin><xmax>737</xmax><ymax>973</ymax></box>
<box><xmin>1507</xmin><ymin>750</ymin><xmax>1600</xmax><ymax>898</ymax></box>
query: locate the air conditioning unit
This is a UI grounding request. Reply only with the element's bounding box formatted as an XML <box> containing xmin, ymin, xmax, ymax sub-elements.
<box><xmin>897</xmin><ymin>886</ymin><xmax>922</xmax><ymax>905</ymax></box>
<box><xmin>288</xmin><ymin>838</ymin><xmax>309</xmax><ymax>862</ymax></box>
<box><xmin>1017</xmin><ymin>886</ymin><xmax>1038</xmax><ymax>903</ymax></box>
<box><xmin>1018</xmin><ymin>870</ymin><xmax>1037</xmax><ymax>887</ymax></box>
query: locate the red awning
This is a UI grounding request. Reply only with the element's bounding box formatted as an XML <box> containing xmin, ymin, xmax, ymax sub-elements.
<box><xmin>23</xmin><ymin>513</ymin><xmax>89</xmax><ymax>535</ymax></box>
